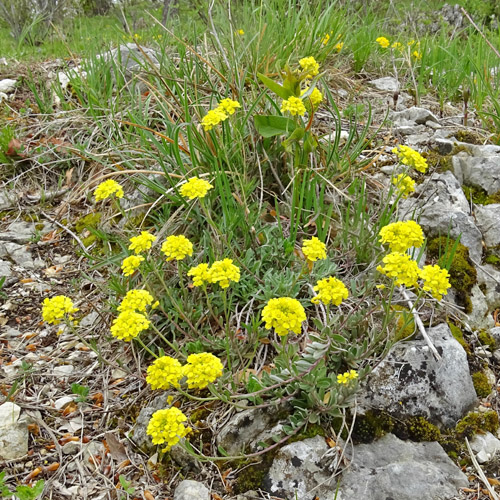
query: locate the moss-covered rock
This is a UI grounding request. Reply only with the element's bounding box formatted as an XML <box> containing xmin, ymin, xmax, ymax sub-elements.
<box><xmin>403</xmin><ymin>416</ymin><xmax>441</xmax><ymax>442</ymax></box>
<box><xmin>427</xmin><ymin>237</ymin><xmax>477</xmax><ymax>313</ymax></box>
<box><xmin>447</xmin><ymin>321</ymin><xmax>471</xmax><ymax>355</ymax></box>
<box><xmin>392</xmin><ymin>305</ymin><xmax>416</xmax><ymax>342</ymax></box>
<box><xmin>75</xmin><ymin>212</ymin><xmax>102</xmax><ymax>233</ymax></box>
<box><xmin>472</xmin><ymin>371</ymin><xmax>492</xmax><ymax>398</ymax></box>
<box><xmin>462</xmin><ymin>184</ymin><xmax>500</xmax><ymax>205</ymax></box>
<box><xmin>455</xmin><ymin>410</ymin><xmax>499</xmax><ymax>439</ymax></box>
<box><xmin>478</xmin><ymin>330</ymin><xmax>496</xmax><ymax>350</ymax></box>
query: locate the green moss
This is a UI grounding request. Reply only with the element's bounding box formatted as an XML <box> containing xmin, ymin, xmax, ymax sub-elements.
<box><xmin>454</xmin><ymin>129</ymin><xmax>484</xmax><ymax>144</ymax></box>
<box><xmin>462</xmin><ymin>184</ymin><xmax>500</xmax><ymax>205</ymax></box>
<box><xmin>455</xmin><ymin>410</ymin><xmax>499</xmax><ymax>439</ymax></box>
<box><xmin>485</xmin><ymin>254</ymin><xmax>500</xmax><ymax>268</ymax></box>
<box><xmin>427</xmin><ymin>237</ymin><xmax>477</xmax><ymax>312</ymax></box>
<box><xmin>403</xmin><ymin>416</ymin><xmax>441</xmax><ymax>442</ymax></box>
<box><xmin>472</xmin><ymin>371</ymin><xmax>492</xmax><ymax>398</ymax></box>
<box><xmin>353</xmin><ymin>410</ymin><xmax>394</xmax><ymax>443</ymax></box>
<box><xmin>422</xmin><ymin>150</ymin><xmax>453</xmax><ymax>173</ymax></box>
<box><xmin>233</xmin><ymin>449</ymin><xmax>278</xmax><ymax>493</ymax></box>
<box><xmin>75</xmin><ymin>212</ymin><xmax>102</xmax><ymax>233</ymax></box>
<box><xmin>478</xmin><ymin>330</ymin><xmax>496</xmax><ymax>350</ymax></box>
<box><xmin>447</xmin><ymin>321</ymin><xmax>471</xmax><ymax>355</ymax></box>
<box><xmin>288</xmin><ymin>423</ymin><xmax>325</xmax><ymax>443</ymax></box>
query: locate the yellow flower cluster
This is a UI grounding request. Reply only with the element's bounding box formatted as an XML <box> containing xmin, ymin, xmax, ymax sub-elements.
<box><xmin>391</xmin><ymin>41</ymin><xmax>403</xmax><ymax>51</ymax></box>
<box><xmin>337</xmin><ymin>369</ymin><xmax>358</xmax><ymax>384</ymax></box>
<box><xmin>379</xmin><ymin>221</ymin><xmax>424</xmax><ymax>253</ymax></box>
<box><xmin>118</xmin><ymin>289</ymin><xmax>156</xmax><ymax>313</ymax></box>
<box><xmin>110</xmin><ymin>309</ymin><xmax>151</xmax><ymax>341</ymax></box>
<box><xmin>299</xmin><ymin>56</ymin><xmax>320</xmax><ymax>78</ymax></box>
<box><xmin>187</xmin><ymin>259</ymin><xmax>240</xmax><ymax>289</ymax></box>
<box><xmin>42</xmin><ymin>295</ymin><xmax>78</xmax><ymax>325</ymax></box>
<box><xmin>376</xmin><ymin>252</ymin><xmax>420</xmax><ymax>287</ymax></box>
<box><xmin>146</xmin><ymin>407</ymin><xmax>190</xmax><ymax>452</ymax></box>
<box><xmin>301</xmin><ymin>87</ymin><xmax>324</xmax><ymax>108</ymax></box>
<box><xmin>161</xmin><ymin>235</ymin><xmax>193</xmax><ymax>262</ymax></box>
<box><xmin>392</xmin><ymin>174</ymin><xmax>415</xmax><ymax>198</ymax></box>
<box><xmin>312</xmin><ymin>276</ymin><xmax>349</xmax><ymax>306</ymax></box>
<box><xmin>280</xmin><ymin>96</ymin><xmax>306</xmax><ymax>116</ymax></box>
<box><xmin>207</xmin><ymin>258</ymin><xmax>240</xmax><ymax>288</ymax></box>
<box><xmin>419</xmin><ymin>265</ymin><xmax>451</xmax><ymax>300</ymax></box>
<box><xmin>261</xmin><ymin>297</ymin><xmax>306</xmax><ymax>337</ymax></box>
<box><xmin>121</xmin><ymin>255</ymin><xmax>144</xmax><ymax>276</ymax></box>
<box><xmin>187</xmin><ymin>263</ymin><xmax>211</xmax><ymax>287</ymax></box>
<box><xmin>129</xmin><ymin>231</ymin><xmax>156</xmax><ymax>254</ymax></box>
<box><xmin>146</xmin><ymin>356</ymin><xmax>184</xmax><ymax>390</ymax></box>
<box><xmin>392</xmin><ymin>145</ymin><xmax>428</xmax><ymax>173</ymax></box>
<box><xmin>334</xmin><ymin>42</ymin><xmax>344</xmax><ymax>52</ymax></box>
<box><xmin>201</xmin><ymin>98</ymin><xmax>241</xmax><ymax>131</ymax></box>
<box><xmin>376</xmin><ymin>36</ymin><xmax>390</xmax><ymax>48</ymax></box>
<box><xmin>179</xmin><ymin>177</ymin><xmax>214</xmax><ymax>200</ymax></box>
<box><xmin>302</xmin><ymin>236</ymin><xmax>327</xmax><ymax>262</ymax></box>
<box><xmin>412</xmin><ymin>51</ymin><xmax>422</xmax><ymax>60</ymax></box>
<box><xmin>93</xmin><ymin>179</ymin><xmax>124</xmax><ymax>202</ymax></box>
<box><xmin>183</xmin><ymin>353</ymin><xmax>224</xmax><ymax>390</ymax></box>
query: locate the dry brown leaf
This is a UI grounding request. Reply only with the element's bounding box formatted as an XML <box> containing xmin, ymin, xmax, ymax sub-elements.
<box><xmin>104</xmin><ymin>432</ymin><xmax>128</xmax><ymax>462</ymax></box>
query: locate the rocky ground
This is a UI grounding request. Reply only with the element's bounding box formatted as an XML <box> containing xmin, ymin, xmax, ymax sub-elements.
<box><xmin>2</xmin><ymin>46</ymin><xmax>500</xmax><ymax>500</ymax></box>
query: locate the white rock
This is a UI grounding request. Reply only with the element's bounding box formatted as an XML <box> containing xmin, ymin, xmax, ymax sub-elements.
<box><xmin>174</xmin><ymin>480</ymin><xmax>210</xmax><ymax>500</ymax></box>
<box><xmin>0</xmin><ymin>79</ymin><xmax>17</xmax><ymax>93</ymax></box>
<box><xmin>54</xmin><ymin>365</ymin><xmax>75</xmax><ymax>377</ymax></box>
<box><xmin>369</xmin><ymin>77</ymin><xmax>399</xmax><ymax>92</ymax></box>
<box><xmin>471</xmin><ymin>432</ymin><xmax>500</xmax><ymax>463</ymax></box>
<box><xmin>0</xmin><ymin>402</ymin><xmax>28</xmax><ymax>460</ymax></box>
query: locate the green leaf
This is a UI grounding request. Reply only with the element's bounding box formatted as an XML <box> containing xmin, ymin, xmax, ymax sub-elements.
<box><xmin>331</xmin><ymin>334</ymin><xmax>346</xmax><ymax>344</ymax></box>
<box><xmin>257</xmin><ymin>73</ymin><xmax>293</xmax><ymax>99</ymax></box>
<box><xmin>14</xmin><ymin>480</ymin><xmax>45</xmax><ymax>500</ymax></box>
<box><xmin>254</xmin><ymin>115</ymin><xmax>297</xmax><ymax>138</ymax></box>
<box><xmin>217</xmin><ymin>445</ymin><xmax>229</xmax><ymax>457</ymax></box>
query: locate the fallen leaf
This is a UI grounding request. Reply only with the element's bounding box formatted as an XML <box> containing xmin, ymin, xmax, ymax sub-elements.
<box><xmin>7</xmin><ymin>138</ymin><xmax>23</xmax><ymax>157</ymax></box>
<box><xmin>488</xmin><ymin>477</ymin><xmax>500</xmax><ymax>486</ymax></box>
<box><xmin>44</xmin><ymin>265</ymin><xmax>63</xmax><ymax>277</ymax></box>
<box><xmin>326</xmin><ymin>437</ymin><xmax>336</xmax><ymax>448</ymax></box>
<box><xmin>104</xmin><ymin>432</ymin><xmax>128</xmax><ymax>462</ymax></box>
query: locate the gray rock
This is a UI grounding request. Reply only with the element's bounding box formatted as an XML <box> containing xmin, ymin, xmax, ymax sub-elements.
<box><xmin>98</xmin><ymin>43</ymin><xmax>160</xmax><ymax>73</ymax></box>
<box><xmin>470</xmin><ymin>432</ymin><xmax>500</xmax><ymax>463</ymax></box>
<box><xmin>131</xmin><ymin>393</ymin><xmax>169</xmax><ymax>449</ymax></box>
<box><xmin>369</xmin><ymin>77</ymin><xmax>399</xmax><ymax>92</ymax></box>
<box><xmin>264</xmin><ymin>436</ymin><xmax>337</xmax><ymax>500</ymax></box>
<box><xmin>217</xmin><ymin>407</ymin><xmax>282</xmax><ymax>456</ymax></box>
<box><xmin>453</xmin><ymin>156</ymin><xmax>500</xmax><ymax>195</ymax></box>
<box><xmin>475</xmin><ymin>204</ymin><xmax>500</xmax><ymax>247</ymax></box>
<box><xmin>490</xmin><ymin>326</ymin><xmax>500</xmax><ymax>345</ymax></box>
<box><xmin>173</xmin><ymin>480</ymin><xmax>209</xmax><ymax>500</ymax></box>
<box><xmin>391</xmin><ymin>107</ymin><xmax>439</xmax><ymax>125</ymax></box>
<box><xmin>62</xmin><ymin>441</ymin><xmax>80</xmax><ymax>455</ymax></box>
<box><xmin>0</xmin><ymin>241</ymin><xmax>35</xmax><ymax>269</ymax></box>
<box><xmin>339</xmin><ymin>433</ymin><xmax>468</xmax><ymax>500</ymax></box>
<box><xmin>0</xmin><ymin>402</ymin><xmax>28</xmax><ymax>460</ymax></box>
<box><xmin>0</xmin><ymin>259</ymin><xmax>12</xmax><ymax>277</ymax></box>
<box><xmin>230</xmin><ymin>491</ymin><xmax>260</xmax><ymax>500</ymax></box>
<box><xmin>476</xmin><ymin>265</ymin><xmax>500</xmax><ymax>313</ymax></box>
<box><xmin>394</xmin><ymin>125</ymin><xmax>427</xmax><ymax>136</ymax></box>
<box><xmin>468</xmin><ymin>284</ymin><xmax>495</xmax><ymax>330</ymax></box>
<box><xmin>0</xmin><ymin>78</ymin><xmax>16</xmax><ymax>93</ymax></box>
<box><xmin>426</xmin><ymin>120</ymin><xmax>442</xmax><ymax>129</ymax></box>
<box><xmin>405</xmin><ymin>133</ymin><xmax>432</xmax><ymax>146</ymax></box>
<box><xmin>357</xmin><ymin>323</ymin><xmax>477</xmax><ymax>427</ymax></box>
<box><xmin>399</xmin><ymin>171</ymin><xmax>483</xmax><ymax>262</ymax></box>
<box><xmin>0</xmin><ymin>221</ymin><xmax>52</xmax><ymax>244</ymax></box>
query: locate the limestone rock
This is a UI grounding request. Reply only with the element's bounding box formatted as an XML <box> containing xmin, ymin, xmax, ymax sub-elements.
<box><xmin>131</xmin><ymin>393</ymin><xmax>168</xmax><ymax>449</ymax></box>
<box><xmin>0</xmin><ymin>78</ymin><xmax>16</xmax><ymax>93</ymax></box>
<box><xmin>0</xmin><ymin>221</ymin><xmax>52</xmax><ymax>244</ymax></box>
<box><xmin>467</xmin><ymin>284</ymin><xmax>495</xmax><ymax>330</ymax></box>
<box><xmin>339</xmin><ymin>433</ymin><xmax>469</xmax><ymax>500</ymax></box>
<box><xmin>470</xmin><ymin>432</ymin><xmax>500</xmax><ymax>464</ymax></box>
<box><xmin>264</xmin><ymin>436</ymin><xmax>338</xmax><ymax>500</ymax></box>
<box><xmin>0</xmin><ymin>259</ymin><xmax>12</xmax><ymax>277</ymax></box>
<box><xmin>173</xmin><ymin>480</ymin><xmax>209</xmax><ymax>500</ymax></box>
<box><xmin>369</xmin><ymin>77</ymin><xmax>399</xmax><ymax>92</ymax></box>
<box><xmin>475</xmin><ymin>265</ymin><xmax>500</xmax><ymax>312</ymax></box>
<box><xmin>399</xmin><ymin>171</ymin><xmax>483</xmax><ymax>262</ymax></box>
<box><xmin>0</xmin><ymin>402</ymin><xmax>29</xmax><ymax>460</ymax></box>
<box><xmin>391</xmin><ymin>106</ymin><xmax>439</xmax><ymax>125</ymax></box>
<box><xmin>453</xmin><ymin>156</ymin><xmax>500</xmax><ymax>195</ymax></box>
<box><xmin>475</xmin><ymin>204</ymin><xmax>500</xmax><ymax>247</ymax></box>
<box><xmin>356</xmin><ymin>323</ymin><xmax>477</xmax><ymax>427</ymax></box>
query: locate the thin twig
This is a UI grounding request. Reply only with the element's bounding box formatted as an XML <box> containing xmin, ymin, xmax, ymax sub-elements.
<box><xmin>400</xmin><ymin>288</ymin><xmax>441</xmax><ymax>361</ymax></box>
<box><xmin>41</xmin><ymin>211</ymin><xmax>88</xmax><ymax>253</ymax></box>
<box><xmin>461</xmin><ymin>7</ymin><xmax>500</xmax><ymax>60</ymax></box>
<box><xmin>465</xmin><ymin>437</ymin><xmax>500</xmax><ymax>500</ymax></box>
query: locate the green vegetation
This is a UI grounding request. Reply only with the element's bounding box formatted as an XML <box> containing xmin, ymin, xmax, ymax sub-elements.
<box><xmin>472</xmin><ymin>371</ymin><xmax>492</xmax><ymax>398</ymax></box>
<box><xmin>455</xmin><ymin>410</ymin><xmax>499</xmax><ymax>438</ymax></box>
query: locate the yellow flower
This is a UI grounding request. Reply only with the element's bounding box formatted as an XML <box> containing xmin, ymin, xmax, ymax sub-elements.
<box><xmin>280</xmin><ymin>96</ymin><xmax>306</xmax><ymax>116</ymax></box>
<box><xmin>146</xmin><ymin>407</ymin><xmax>190</xmax><ymax>452</ymax></box>
<box><xmin>236</xmin><ymin>29</ymin><xmax>244</xmax><ymax>35</ymax></box>
<box><xmin>161</xmin><ymin>235</ymin><xmax>193</xmax><ymax>261</ymax></box>
<box><xmin>337</xmin><ymin>369</ymin><xmax>358</xmax><ymax>384</ymax></box>
<box><xmin>299</xmin><ymin>56</ymin><xmax>320</xmax><ymax>78</ymax></box>
<box><xmin>218</xmin><ymin>98</ymin><xmax>241</xmax><ymax>115</ymax></box>
<box><xmin>110</xmin><ymin>310</ymin><xmax>150</xmax><ymax>341</ymax></box>
<box><xmin>146</xmin><ymin>356</ymin><xmax>184</xmax><ymax>390</ymax></box>
<box><xmin>42</xmin><ymin>296</ymin><xmax>78</xmax><ymax>325</ymax></box>
<box><xmin>208</xmin><ymin>258</ymin><xmax>240</xmax><ymax>288</ymax></box>
<box><xmin>392</xmin><ymin>145</ymin><xmax>428</xmax><ymax>173</ymax></box>
<box><xmin>187</xmin><ymin>263</ymin><xmax>211</xmax><ymax>287</ymax></box>
<box><xmin>93</xmin><ymin>179</ymin><xmax>124</xmax><ymax>202</ymax></box>
<box><xmin>376</xmin><ymin>252</ymin><xmax>420</xmax><ymax>287</ymax></box>
<box><xmin>322</xmin><ymin>33</ymin><xmax>330</xmax><ymax>45</ymax></box>
<box><xmin>183</xmin><ymin>352</ymin><xmax>224</xmax><ymax>390</ymax></box>
<box><xmin>376</xmin><ymin>37</ymin><xmax>390</xmax><ymax>48</ymax></box>
<box><xmin>121</xmin><ymin>255</ymin><xmax>144</xmax><ymax>276</ymax></box>
<box><xmin>391</xmin><ymin>41</ymin><xmax>403</xmax><ymax>51</ymax></box>
<box><xmin>412</xmin><ymin>51</ymin><xmax>422</xmax><ymax>60</ymax></box>
<box><xmin>179</xmin><ymin>177</ymin><xmax>214</xmax><ymax>200</ymax></box>
<box><xmin>201</xmin><ymin>107</ymin><xmax>227</xmax><ymax>131</ymax></box>
<box><xmin>300</xmin><ymin>87</ymin><xmax>323</xmax><ymax>108</ymax></box>
<box><xmin>311</xmin><ymin>276</ymin><xmax>349</xmax><ymax>306</ymax></box>
<box><xmin>128</xmin><ymin>231</ymin><xmax>156</xmax><ymax>254</ymax></box>
<box><xmin>392</xmin><ymin>174</ymin><xmax>415</xmax><ymax>198</ymax></box>
<box><xmin>261</xmin><ymin>297</ymin><xmax>306</xmax><ymax>337</ymax></box>
<box><xmin>118</xmin><ymin>289</ymin><xmax>155</xmax><ymax>313</ymax></box>
<box><xmin>334</xmin><ymin>41</ymin><xmax>344</xmax><ymax>52</ymax></box>
<box><xmin>302</xmin><ymin>236</ymin><xmax>327</xmax><ymax>262</ymax></box>
<box><xmin>419</xmin><ymin>265</ymin><xmax>451</xmax><ymax>301</ymax></box>
<box><xmin>379</xmin><ymin>220</ymin><xmax>424</xmax><ymax>253</ymax></box>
